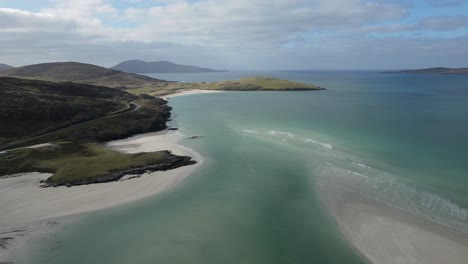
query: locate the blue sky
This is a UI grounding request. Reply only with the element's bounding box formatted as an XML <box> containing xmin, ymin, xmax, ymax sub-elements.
<box><xmin>1</xmin><ymin>0</ymin><xmax>467</xmax><ymax>69</ymax></box>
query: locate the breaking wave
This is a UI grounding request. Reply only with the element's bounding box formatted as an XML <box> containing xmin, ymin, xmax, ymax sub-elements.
<box><xmin>318</xmin><ymin>161</ymin><xmax>468</xmax><ymax>232</ymax></box>
<box><xmin>242</xmin><ymin>128</ymin><xmax>468</xmax><ymax>233</ymax></box>
<box><xmin>242</xmin><ymin>129</ymin><xmax>334</xmax><ymax>150</ymax></box>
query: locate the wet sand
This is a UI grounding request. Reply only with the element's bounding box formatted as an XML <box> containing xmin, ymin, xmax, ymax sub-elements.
<box><xmin>162</xmin><ymin>89</ymin><xmax>223</xmax><ymax>99</ymax></box>
<box><xmin>320</xmin><ymin>176</ymin><xmax>468</xmax><ymax>264</ymax></box>
<box><xmin>0</xmin><ymin>130</ymin><xmax>201</xmax><ymax>262</ymax></box>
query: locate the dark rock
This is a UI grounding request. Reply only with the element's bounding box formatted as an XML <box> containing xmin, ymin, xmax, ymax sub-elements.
<box><xmin>0</xmin><ymin>237</ymin><xmax>14</xmax><ymax>249</ymax></box>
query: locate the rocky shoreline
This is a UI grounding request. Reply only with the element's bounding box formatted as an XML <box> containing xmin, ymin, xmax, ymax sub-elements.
<box><xmin>41</xmin><ymin>151</ymin><xmax>196</xmax><ymax>187</ymax></box>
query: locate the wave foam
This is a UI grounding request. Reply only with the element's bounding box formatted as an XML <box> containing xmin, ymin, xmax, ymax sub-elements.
<box><xmin>242</xmin><ymin>129</ymin><xmax>333</xmax><ymax>149</ymax></box>
<box><xmin>318</xmin><ymin>162</ymin><xmax>468</xmax><ymax>232</ymax></box>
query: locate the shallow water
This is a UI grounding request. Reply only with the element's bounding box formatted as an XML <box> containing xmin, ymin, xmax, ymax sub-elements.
<box><xmin>21</xmin><ymin>71</ymin><xmax>468</xmax><ymax>263</ymax></box>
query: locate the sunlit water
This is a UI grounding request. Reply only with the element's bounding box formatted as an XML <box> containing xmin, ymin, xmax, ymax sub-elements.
<box><xmin>21</xmin><ymin>71</ymin><xmax>468</xmax><ymax>263</ymax></box>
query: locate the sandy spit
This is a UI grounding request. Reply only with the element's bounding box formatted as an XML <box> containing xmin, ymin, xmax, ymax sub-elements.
<box><xmin>162</xmin><ymin>89</ymin><xmax>224</xmax><ymax>99</ymax></box>
<box><xmin>0</xmin><ymin>130</ymin><xmax>201</xmax><ymax>262</ymax></box>
<box><xmin>319</xmin><ymin>176</ymin><xmax>468</xmax><ymax>264</ymax></box>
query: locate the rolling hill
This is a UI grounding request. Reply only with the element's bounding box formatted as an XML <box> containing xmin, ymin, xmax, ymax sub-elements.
<box><xmin>112</xmin><ymin>60</ymin><xmax>226</xmax><ymax>74</ymax></box>
<box><xmin>207</xmin><ymin>77</ymin><xmax>325</xmax><ymax>90</ymax></box>
<box><xmin>0</xmin><ymin>62</ymin><xmax>170</xmax><ymax>90</ymax></box>
<box><xmin>0</xmin><ymin>63</ymin><xmax>13</xmax><ymax>72</ymax></box>
<box><xmin>0</xmin><ymin>77</ymin><xmax>171</xmax><ymax>148</ymax></box>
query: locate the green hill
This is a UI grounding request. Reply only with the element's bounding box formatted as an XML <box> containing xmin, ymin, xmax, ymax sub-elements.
<box><xmin>0</xmin><ymin>77</ymin><xmax>170</xmax><ymax>148</ymax></box>
<box><xmin>208</xmin><ymin>77</ymin><xmax>324</xmax><ymax>90</ymax></box>
<box><xmin>130</xmin><ymin>76</ymin><xmax>325</xmax><ymax>96</ymax></box>
<box><xmin>0</xmin><ymin>61</ymin><xmax>170</xmax><ymax>90</ymax></box>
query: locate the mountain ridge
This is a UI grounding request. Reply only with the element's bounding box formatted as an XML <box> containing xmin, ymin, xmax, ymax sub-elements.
<box><xmin>0</xmin><ymin>61</ymin><xmax>169</xmax><ymax>90</ymax></box>
<box><xmin>0</xmin><ymin>63</ymin><xmax>13</xmax><ymax>72</ymax></box>
<box><xmin>112</xmin><ymin>59</ymin><xmax>226</xmax><ymax>74</ymax></box>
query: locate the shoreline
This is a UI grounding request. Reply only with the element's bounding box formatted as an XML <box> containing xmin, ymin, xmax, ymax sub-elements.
<box><xmin>0</xmin><ymin>130</ymin><xmax>202</xmax><ymax>262</ymax></box>
<box><xmin>319</xmin><ymin>175</ymin><xmax>468</xmax><ymax>264</ymax></box>
<box><xmin>161</xmin><ymin>89</ymin><xmax>224</xmax><ymax>99</ymax></box>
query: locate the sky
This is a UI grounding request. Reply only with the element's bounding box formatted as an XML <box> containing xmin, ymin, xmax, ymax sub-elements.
<box><xmin>0</xmin><ymin>0</ymin><xmax>467</xmax><ymax>70</ymax></box>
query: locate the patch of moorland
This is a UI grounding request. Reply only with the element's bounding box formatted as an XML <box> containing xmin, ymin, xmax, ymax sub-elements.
<box><xmin>4</xmin><ymin>95</ymin><xmax>171</xmax><ymax>150</ymax></box>
<box><xmin>0</xmin><ymin>77</ymin><xmax>171</xmax><ymax>150</ymax></box>
<box><xmin>0</xmin><ymin>142</ymin><xmax>195</xmax><ymax>187</ymax></box>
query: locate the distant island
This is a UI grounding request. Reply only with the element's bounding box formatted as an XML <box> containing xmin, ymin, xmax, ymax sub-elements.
<box><xmin>383</xmin><ymin>67</ymin><xmax>468</xmax><ymax>75</ymax></box>
<box><xmin>112</xmin><ymin>59</ymin><xmax>226</xmax><ymax>74</ymax></box>
<box><xmin>0</xmin><ymin>63</ymin><xmax>13</xmax><ymax>72</ymax></box>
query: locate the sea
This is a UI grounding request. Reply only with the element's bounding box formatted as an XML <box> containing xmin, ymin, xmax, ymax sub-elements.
<box><xmin>20</xmin><ymin>71</ymin><xmax>468</xmax><ymax>263</ymax></box>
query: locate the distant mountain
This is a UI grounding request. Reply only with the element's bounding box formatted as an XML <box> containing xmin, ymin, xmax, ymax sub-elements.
<box><xmin>112</xmin><ymin>60</ymin><xmax>226</xmax><ymax>74</ymax></box>
<box><xmin>0</xmin><ymin>62</ymin><xmax>169</xmax><ymax>90</ymax></box>
<box><xmin>0</xmin><ymin>63</ymin><xmax>13</xmax><ymax>72</ymax></box>
<box><xmin>383</xmin><ymin>67</ymin><xmax>468</xmax><ymax>75</ymax></box>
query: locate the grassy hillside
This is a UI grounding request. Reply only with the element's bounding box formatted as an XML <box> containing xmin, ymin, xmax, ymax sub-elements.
<box><xmin>130</xmin><ymin>77</ymin><xmax>324</xmax><ymax>96</ymax></box>
<box><xmin>0</xmin><ymin>77</ymin><xmax>171</xmax><ymax>149</ymax></box>
<box><xmin>0</xmin><ymin>142</ymin><xmax>195</xmax><ymax>186</ymax></box>
<box><xmin>0</xmin><ymin>77</ymin><xmax>195</xmax><ymax>186</ymax></box>
<box><xmin>208</xmin><ymin>77</ymin><xmax>324</xmax><ymax>90</ymax></box>
<box><xmin>0</xmin><ymin>62</ymin><xmax>170</xmax><ymax>90</ymax></box>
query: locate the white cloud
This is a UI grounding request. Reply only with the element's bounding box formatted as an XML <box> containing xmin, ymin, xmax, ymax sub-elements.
<box><xmin>0</xmin><ymin>0</ymin><xmax>467</xmax><ymax>69</ymax></box>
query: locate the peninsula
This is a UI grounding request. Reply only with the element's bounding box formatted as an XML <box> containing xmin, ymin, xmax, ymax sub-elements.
<box><xmin>131</xmin><ymin>76</ymin><xmax>325</xmax><ymax>96</ymax></box>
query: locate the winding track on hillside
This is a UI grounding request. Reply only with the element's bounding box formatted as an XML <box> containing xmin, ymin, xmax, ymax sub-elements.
<box><xmin>0</xmin><ymin>102</ymin><xmax>141</xmax><ymax>151</ymax></box>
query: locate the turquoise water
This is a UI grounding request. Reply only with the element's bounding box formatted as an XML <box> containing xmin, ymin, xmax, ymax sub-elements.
<box><xmin>22</xmin><ymin>71</ymin><xmax>468</xmax><ymax>263</ymax></box>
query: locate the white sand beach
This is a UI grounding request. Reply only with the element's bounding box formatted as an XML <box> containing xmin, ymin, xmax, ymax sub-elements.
<box><xmin>162</xmin><ymin>89</ymin><xmax>223</xmax><ymax>99</ymax></box>
<box><xmin>0</xmin><ymin>130</ymin><xmax>201</xmax><ymax>262</ymax></box>
<box><xmin>320</xmin><ymin>178</ymin><xmax>468</xmax><ymax>264</ymax></box>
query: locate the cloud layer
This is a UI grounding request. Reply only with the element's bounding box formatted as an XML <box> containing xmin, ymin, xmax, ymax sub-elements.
<box><xmin>1</xmin><ymin>0</ymin><xmax>467</xmax><ymax>69</ymax></box>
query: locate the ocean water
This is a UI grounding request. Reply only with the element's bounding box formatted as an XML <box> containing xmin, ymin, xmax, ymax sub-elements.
<box><xmin>21</xmin><ymin>71</ymin><xmax>468</xmax><ymax>263</ymax></box>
